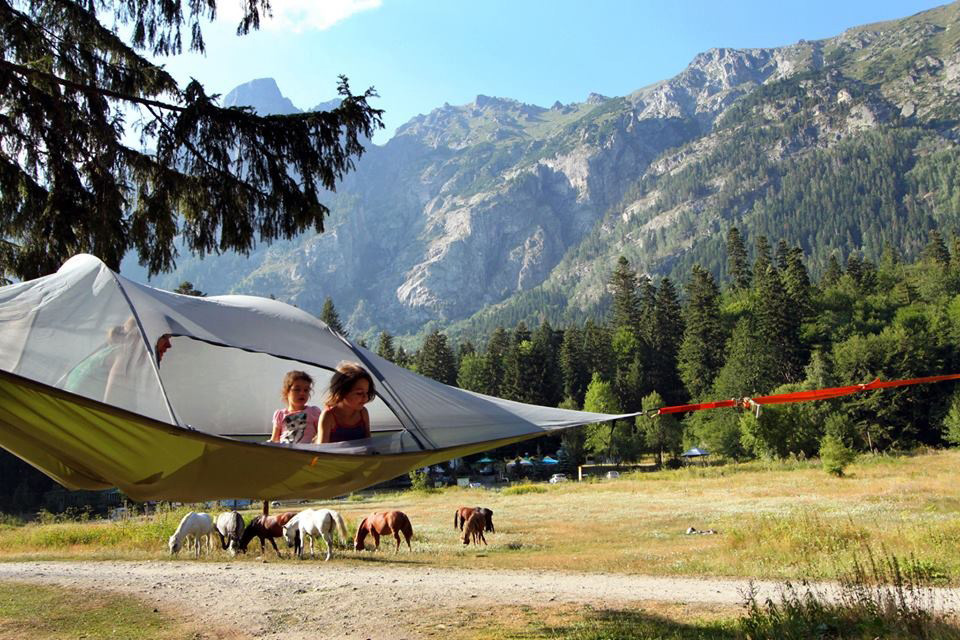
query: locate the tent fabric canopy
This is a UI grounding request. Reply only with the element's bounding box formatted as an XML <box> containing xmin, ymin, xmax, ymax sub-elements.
<box><xmin>0</xmin><ymin>255</ymin><xmax>634</xmax><ymax>500</ymax></box>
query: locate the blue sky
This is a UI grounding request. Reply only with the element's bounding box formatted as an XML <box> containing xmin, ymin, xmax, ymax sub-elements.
<box><xmin>158</xmin><ymin>0</ymin><xmax>948</xmax><ymax>142</ymax></box>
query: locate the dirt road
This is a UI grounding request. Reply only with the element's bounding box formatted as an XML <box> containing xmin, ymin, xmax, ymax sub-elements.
<box><xmin>1</xmin><ymin>560</ymin><xmax>957</xmax><ymax>639</ymax></box>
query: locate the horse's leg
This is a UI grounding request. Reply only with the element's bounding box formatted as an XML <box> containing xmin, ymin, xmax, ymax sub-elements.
<box><xmin>393</xmin><ymin>530</ymin><xmax>402</xmax><ymax>553</ymax></box>
<box><xmin>371</xmin><ymin>530</ymin><xmax>381</xmax><ymax>551</ymax></box>
<box><xmin>322</xmin><ymin>531</ymin><xmax>332</xmax><ymax>562</ymax></box>
<box><xmin>269</xmin><ymin>536</ymin><xmax>282</xmax><ymax>557</ymax></box>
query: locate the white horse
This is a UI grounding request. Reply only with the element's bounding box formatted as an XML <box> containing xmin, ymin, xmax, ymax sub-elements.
<box><xmin>282</xmin><ymin>508</ymin><xmax>348</xmax><ymax>561</ymax></box>
<box><xmin>168</xmin><ymin>512</ymin><xmax>215</xmax><ymax>557</ymax></box>
<box><xmin>215</xmin><ymin>511</ymin><xmax>245</xmax><ymax>555</ymax></box>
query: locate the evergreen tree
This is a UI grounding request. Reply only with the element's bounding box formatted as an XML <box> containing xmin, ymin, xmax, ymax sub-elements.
<box><xmin>678</xmin><ymin>265</ymin><xmax>725</xmax><ymax>399</ymax></box>
<box><xmin>582</xmin><ymin>319</ymin><xmax>615</xmax><ymax>383</ymax></box>
<box><xmin>174</xmin><ymin>281</ymin><xmax>204</xmax><ymax>296</ymax></box>
<box><xmin>560</xmin><ymin>326</ymin><xmax>590</xmax><ymax>407</ymax></box>
<box><xmin>501</xmin><ymin>322</ymin><xmax>532</xmax><ymax>402</ymax></box>
<box><xmin>754</xmin><ymin>262</ymin><xmax>804</xmax><ymax>384</ymax></box>
<box><xmin>924</xmin><ymin>230</ymin><xmax>951</xmax><ymax>265</ymax></box>
<box><xmin>822</xmin><ymin>254</ymin><xmax>844</xmax><ymax>287</ymax></box>
<box><xmin>394</xmin><ymin>346</ymin><xmax>411</xmax><ymax>369</ymax></box>
<box><xmin>609</xmin><ymin>256</ymin><xmax>641</xmax><ymax>332</ymax></box>
<box><xmin>726</xmin><ymin>227</ymin><xmax>751</xmax><ymax>289</ymax></box>
<box><xmin>376</xmin><ymin>332</ymin><xmax>396</xmax><ymax>363</ymax></box>
<box><xmin>753</xmin><ymin>235</ymin><xmax>773</xmax><ymax>284</ymax></box>
<box><xmin>776</xmin><ymin>239</ymin><xmax>790</xmax><ymax>271</ymax></box>
<box><xmin>648</xmin><ymin>277</ymin><xmax>685</xmax><ymax>404</ymax></box>
<box><xmin>416</xmin><ymin>330</ymin><xmax>457</xmax><ymax>385</ymax></box>
<box><xmin>484</xmin><ymin>327</ymin><xmax>510</xmax><ymax>397</ymax></box>
<box><xmin>783</xmin><ymin>247</ymin><xmax>813</xmax><ymax>316</ymax></box>
<box><xmin>0</xmin><ymin>0</ymin><xmax>383</xmax><ymax>281</ymax></box>
<box><xmin>530</xmin><ymin>321</ymin><xmax>563</xmax><ymax>407</ymax></box>
<box><xmin>320</xmin><ymin>297</ymin><xmax>347</xmax><ymax>336</ymax></box>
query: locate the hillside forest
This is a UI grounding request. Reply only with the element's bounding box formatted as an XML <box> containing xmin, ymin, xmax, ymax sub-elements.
<box><xmin>375</xmin><ymin>227</ymin><xmax>960</xmax><ymax>470</ymax></box>
<box><xmin>3</xmin><ymin>227</ymin><xmax>960</xmax><ymax>512</ymax></box>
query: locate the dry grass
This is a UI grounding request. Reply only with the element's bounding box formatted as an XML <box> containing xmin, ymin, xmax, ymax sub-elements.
<box><xmin>0</xmin><ymin>449</ymin><xmax>958</xmax><ymax>585</ymax></box>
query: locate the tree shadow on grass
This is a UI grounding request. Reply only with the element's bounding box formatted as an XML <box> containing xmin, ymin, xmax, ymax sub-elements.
<box><xmin>530</xmin><ymin>607</ymin><xmax>738</xmax><ymax>640</ymax></box>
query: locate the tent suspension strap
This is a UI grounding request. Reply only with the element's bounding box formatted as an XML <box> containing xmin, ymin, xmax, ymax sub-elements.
<box><xmin>650</xmin><ymin>374</ymin><xmax>960</xmax><ymax>416</ymax></box>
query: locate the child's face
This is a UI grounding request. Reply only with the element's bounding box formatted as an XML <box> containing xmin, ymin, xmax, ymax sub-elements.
<box><xmin>286</xmin><ymin>380</ymin><xmax>311</xmax><ymax>410</ymax></box>
<box><xmin>342</xmin><ymin>378</ymin><xmax>371</xmax><ymax>411</ymax></box>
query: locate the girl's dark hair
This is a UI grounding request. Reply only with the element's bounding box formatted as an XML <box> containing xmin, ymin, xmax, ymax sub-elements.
<box><xmin>280</xmin><ymin>370</ymin><xmax>314</xmax><ymax>402</ymax></box>
<box><xmin>325</xmin><ymin>361</ymin><xmax>376</xmax><ymax>406</ymax></box>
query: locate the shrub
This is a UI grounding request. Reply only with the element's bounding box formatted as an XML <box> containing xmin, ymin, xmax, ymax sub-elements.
<box><xmin>502</xmin><ymin>484</ymin><xmax>546</xmax><ymax>496</ymax></box>
<box><xmin>740</xmin><ymin>549</ymin><xmax>960</xmax><ymax>639</ymax></box>
<box><xmin>408</xmin><ymin>468</ymin><xmax>433</xmax><ymax>492</ymax></box>
<box><xmin>820</xmin><ymin>434</ymin><xmax>856</xmax><ymax>477</ymax></box>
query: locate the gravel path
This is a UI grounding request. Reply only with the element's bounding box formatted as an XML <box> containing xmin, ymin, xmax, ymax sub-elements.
<box><xmin>1</xmin><ymin>560</ymin><xmax>958</xmax><ymax>639</ymax></box>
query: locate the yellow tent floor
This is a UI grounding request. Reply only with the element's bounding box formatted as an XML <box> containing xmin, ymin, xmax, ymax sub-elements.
<box><xmin>0</xmin><ymin>371</ymin><xmax>537</xmax><ymax>501</ymax></box>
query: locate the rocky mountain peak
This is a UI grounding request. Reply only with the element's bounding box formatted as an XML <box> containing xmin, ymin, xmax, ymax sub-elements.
<box><xmin>223</xmin><ymin>78</ymin><xmax>299</xmax><ymax>115</ymax></box>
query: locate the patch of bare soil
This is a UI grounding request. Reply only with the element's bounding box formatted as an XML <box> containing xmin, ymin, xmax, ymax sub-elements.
<box><xmin>0</xmin><ymin>560</ymin><xmax>957</xmax><ymax>639</ymax></box>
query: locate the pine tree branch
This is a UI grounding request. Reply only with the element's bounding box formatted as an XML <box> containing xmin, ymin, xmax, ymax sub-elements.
<box><xmin>0</xmin><ymin>59</ymin><xmax>186</xmax><ymax>112</ymax></box>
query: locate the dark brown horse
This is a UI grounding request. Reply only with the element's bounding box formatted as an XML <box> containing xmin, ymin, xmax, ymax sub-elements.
<box><xmin>237</xmin><ymin>511</ymin><xmax>296</xmax><ymax>556</ymax></box>
<box><xmin>354</xmin><ymin>511</ymin><xmax>413</xmax><ymax>552</ymax></box>
<box><xmin>454</xmin><ymin>506</ymin><xmax>494</xmax><ymax>533</ymax></box>
<box><xmin>461</xmin><ymin>511</ymin><xmax>487</xmax><ymax>546</ymax></box>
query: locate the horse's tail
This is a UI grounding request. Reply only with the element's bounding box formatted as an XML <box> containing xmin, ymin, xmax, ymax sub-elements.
<box><xmin>400</xmin><ymin>512</ymin><xmax>413</xmax><ymax>540</ymax></box>
<box><xmin>334</xmin><ymin>511</ymin><xmax>348</xmax><ymax>543</ymax></box>
<box><xmin>454</xmin><ymin>509</ymin><xmax>459</xmax><ymax>530</ymax></box>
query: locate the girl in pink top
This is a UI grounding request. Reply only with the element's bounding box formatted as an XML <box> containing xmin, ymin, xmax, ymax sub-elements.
<box><xmin>317</xmin><ymin>362</ymin><xmax>375</xmax><ymax>443</ymax></box>
<box><xmin>270</xmin><ymin>370</ymin><xmax>321</xmax><ymax>444</ymax></box>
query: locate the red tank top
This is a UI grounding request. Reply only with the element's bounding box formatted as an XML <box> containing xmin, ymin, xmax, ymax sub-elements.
<box><xmin>327</xmin><ymin>408</ymin><xmax>368</xmax><ymax>443</ymax></box>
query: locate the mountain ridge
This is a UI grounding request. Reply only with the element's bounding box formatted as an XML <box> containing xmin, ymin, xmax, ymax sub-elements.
<box><xmin>135</xmin><ymin>2</ymin><xmax>960</xmax><ymax>344</ymax></box>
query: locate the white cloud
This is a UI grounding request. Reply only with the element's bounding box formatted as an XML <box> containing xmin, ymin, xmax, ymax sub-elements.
<box><xmin>218</xmin><ymin>0</ymin><xmax>382</xmax><ymax>33</ymax></box>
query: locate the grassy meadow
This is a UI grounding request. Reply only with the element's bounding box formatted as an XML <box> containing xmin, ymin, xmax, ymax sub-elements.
<box><xmin>1</xmin><ymin>449</ymin><xmax>959</xmax><ymax>639</ymax></box>
<box><xmin>1</xmin><ymin>449</ymin><xmax>959</xmax><ymax>583</ymax></box>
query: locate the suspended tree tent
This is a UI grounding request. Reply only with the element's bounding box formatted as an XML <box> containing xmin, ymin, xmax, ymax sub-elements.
<box><xmin>0</xmin><ymin>255</ymin><xmax>634</xmax><ymax>501</ymax></box>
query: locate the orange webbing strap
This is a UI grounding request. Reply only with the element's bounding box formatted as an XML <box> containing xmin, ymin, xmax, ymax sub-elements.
<box><xmin>656</xmin><ymin>374</ymin><xmax>960</xmax><ymax>415</ymax></box>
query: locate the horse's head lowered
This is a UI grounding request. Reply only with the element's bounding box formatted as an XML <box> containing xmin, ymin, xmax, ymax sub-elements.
<box><xmin>354</xmin><ymin>517</ymin><xmax>368</xmax><ymax>551</ymax></box>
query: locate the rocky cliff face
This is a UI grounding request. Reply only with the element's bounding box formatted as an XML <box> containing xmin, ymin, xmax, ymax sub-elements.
<box><xmin>143</xmin><ymin>3</ymin><xmax>960</xmax><ymax>341</ymax></box>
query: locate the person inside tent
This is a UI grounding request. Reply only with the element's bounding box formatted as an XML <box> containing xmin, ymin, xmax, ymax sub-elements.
<box><xmin>270</xmin><ymin>370</ymin><xmax>322</xmax><ymax>444</ymax></box>
<box><xmin>316</xmin><ymin>362</ymin><xmax>374</xmax><ymax>443</ymax></box>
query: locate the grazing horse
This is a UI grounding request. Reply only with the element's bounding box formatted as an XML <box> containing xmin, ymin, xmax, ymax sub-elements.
<box><xmin>461</xmin><ymin>511</ymin><xmax>487</xmax><ymax>546</ymax></box>
<box><xmin>215</xmin><ymin>511</ymin><xmax>245</xmax><ymax>555</ymax></box>
<box><xmin>354</xmin><ymin>510</ymin><xmax>413</xmax><ymax>552</ymax></box>
<box><xmin>237</xmin><ymin>511</ymin><xmax>296</xmax><ymax>556</ymax></box>
<box><xmin>454</xmin><ymin>506</ymin><xmax>495</xmax><ymax>533</ymax></box>
<box><xmin>282</xmin><ymin>509</ymin><xmax>349</xmax><ymax>561</ymax></box>
<box><xmin>168</xmin><ymin>512</ymin><xmax>215</xmax><ymax>557</ymax></box>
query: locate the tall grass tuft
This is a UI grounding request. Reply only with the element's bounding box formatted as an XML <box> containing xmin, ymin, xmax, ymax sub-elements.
<box><xmin>740</xmin><ymin>547</ymin><xmax>960</xmax><ymax>639</ymax></box>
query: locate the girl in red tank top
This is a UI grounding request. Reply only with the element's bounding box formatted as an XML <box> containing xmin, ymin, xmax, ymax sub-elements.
<box><xmin>317</xmin><ymin>361</ymin><xmax>376</xmax><ymax>443</ymax></box>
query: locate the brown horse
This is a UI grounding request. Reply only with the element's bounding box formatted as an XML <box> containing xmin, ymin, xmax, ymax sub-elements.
<box><xmin>454</xmin><ymin>506</ymin><xmax>495</xmax><ymax>533</ymax></box>
<box><xmin>354</xmin><ymin>511</ymin><xmax>413</xmax><ymax>552</ymax></box>
<box><xmin>237</xmin><ymin>511</ymin><xmax>296</xmax><ymax>556</ymax></box>
<box><xmin>461</xmin><ymin>511</ymin><xmax>487</xmax><ymax>546</ymax></box>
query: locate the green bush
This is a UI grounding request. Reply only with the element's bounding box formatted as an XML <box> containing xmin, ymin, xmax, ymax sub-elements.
<box><xmin>820</xmin><ymin>434</ymin><xmax>856</xmax><ymax>477</ymax></box>
<box><xmin>408</xmin><ymin>468</ymin><xmax>433</xmax><ymax>492</ymax></box>
<box><xmin>502</xmin><ymin>483</ymin><xmax>546</xmax><ymax>496</ymax></box>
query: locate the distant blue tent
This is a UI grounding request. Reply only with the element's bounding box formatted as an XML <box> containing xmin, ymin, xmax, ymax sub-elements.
<box><xmin>477</xmin><ymin>456</ymin><xmax>495</xmax><ymax>463</ymax></box>
<box><xmin>541</xmin><ymin>456</ymin><xmax>559</xmax><ymax>464</ymax></box>
<box><xmin>681</xmin><ymin>447</ymin><xmax>709</xmax><ymax>457</ymax></box>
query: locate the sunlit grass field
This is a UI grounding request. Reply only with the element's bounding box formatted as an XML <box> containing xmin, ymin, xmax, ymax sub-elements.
<box><xmin>1</xmin><ymin>449</ymin><xmax>958</xmax><ymax>586</ymax></box>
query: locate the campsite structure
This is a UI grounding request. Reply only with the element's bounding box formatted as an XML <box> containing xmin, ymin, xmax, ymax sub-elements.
<box><xmin>0</xmin><ymin>255</ymin><xmax>634</xmax><ymax>501</ymax></box>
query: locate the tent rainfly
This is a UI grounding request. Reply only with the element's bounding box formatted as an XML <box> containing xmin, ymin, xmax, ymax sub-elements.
<box><xmin>0</xmin><ymin>255</ymin><xmax>635</xmax><ymax>501</ymax></box>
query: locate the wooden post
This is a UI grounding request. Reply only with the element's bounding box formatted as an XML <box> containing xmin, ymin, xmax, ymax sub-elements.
<box><xmin>263</xmin><ymin>500</ymin><xmax>269</xmax><ymax>516</ymax></box>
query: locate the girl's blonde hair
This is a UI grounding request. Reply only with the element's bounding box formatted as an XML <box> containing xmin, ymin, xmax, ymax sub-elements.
<box><xmin>325</xmin><ymin>361</ymin><xmax>376</xmax><ymax>406</ymax></box>
<box><xmin>280</xmin><ymin>370</ymin><xmax>314</xmax><ymax>402</ymax></box>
